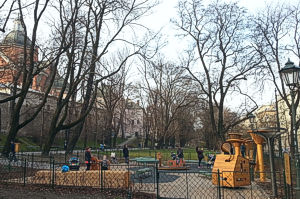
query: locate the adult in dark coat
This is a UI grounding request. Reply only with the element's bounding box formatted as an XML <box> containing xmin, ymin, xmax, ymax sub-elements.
<box><xmin>85</xmin><ymin>147</ymin><xmax>92</xmax><ymax>170</ymax></box>
<box><xmin>123</xmin><ymin>145</ymin><xmax>129</xmax><ymax>164</ymax></box>
<box><xmin>10</xmin><ymin>141</ymin><xmax>17</xmax><ymax>161</ymax></box>
<box><xmin>196</xmin><ymin>147</ymin><xmax>204</xmax><ymax>168</ymax></box>
<box><xmin>177</xmin><ymin>147</ymin><xmax>184</xmax><ymax>159</ymax></box>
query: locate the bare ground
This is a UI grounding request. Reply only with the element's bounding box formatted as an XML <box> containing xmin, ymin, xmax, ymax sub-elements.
<box><xmin>0</xmin><ymin>184</ymin><xmax>155</xmax><ymax>199</ymax></box>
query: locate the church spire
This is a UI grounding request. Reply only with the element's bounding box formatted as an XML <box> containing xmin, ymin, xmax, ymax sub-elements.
<box><xmin>13</xmin><ymin>14</ymin><xmax>24</xmax><ymax>32</ymax></box>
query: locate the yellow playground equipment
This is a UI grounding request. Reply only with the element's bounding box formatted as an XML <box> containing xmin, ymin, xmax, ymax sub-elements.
<box><xmin>212</xmin><ymin>133</ymin><xmax>251</xmax><ymax>188</ymax></box>
<box><xmin>248</xmin><ymin>130</ymin><xmax>266</xmax><ymax>182</ymax></box>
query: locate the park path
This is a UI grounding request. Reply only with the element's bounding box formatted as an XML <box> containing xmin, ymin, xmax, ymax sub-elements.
<box><xmin>117</xmin><ymin>136</ymin><xmax>137</xmax><ymax>147</ymax></box>
<box><xmin>156</xmin><ymin>172</ymin><xmax>270</xmax><ymax>199</ymax></box>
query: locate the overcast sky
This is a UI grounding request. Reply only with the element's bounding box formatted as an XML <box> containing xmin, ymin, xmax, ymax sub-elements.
<box><xmin>135</xmin><ymin>0</ymin><xmax>300</xmax><ymax>108</ymax></box>
<box><xmin>140</xmin><ymin>0</ymin><xmax>299</xmax><ymax>59</ymax></box>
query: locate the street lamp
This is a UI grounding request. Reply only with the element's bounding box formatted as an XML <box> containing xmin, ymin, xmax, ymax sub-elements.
<box><xmin>248</xmin><ymin>113</ymin><xmax>256</xmax><ymax>181</ymax></box>
<box><xmin>279</xmin><ymin>58</ymin><xmax>300</xmax><ymax>198</ymax></box>
<box><xmin>248</xmin><ymin>113</ymin><xmax>255</xmax><ymax>128</ymax></box>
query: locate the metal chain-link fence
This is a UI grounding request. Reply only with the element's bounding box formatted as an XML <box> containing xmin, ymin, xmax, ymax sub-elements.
<box><xmin>0</xmin><ymin>153</ymin><xmax>297</xmax><ymax>199</ymax></box>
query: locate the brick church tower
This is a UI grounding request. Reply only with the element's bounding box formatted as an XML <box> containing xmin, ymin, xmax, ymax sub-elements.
<box><xmin>0</xmin><ymin>17</ymin><xmax>55</xmax><ymax>92</ymax></box>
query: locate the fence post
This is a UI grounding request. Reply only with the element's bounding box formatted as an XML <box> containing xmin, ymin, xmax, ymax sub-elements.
<box><xmin>282</xmin><ymin>168</ymin><xmax>289</xmax><ymax>199</ymax></box>
<box><xmin>52</xmin><ymin>159</ymin><xmax>55</xmax><ymax>188</ymax></box>
<box><xmin>8</xmin><ymin>156</ymin><xmax>11</xmax><ymax>172</ymax></box>
<box><xmin>186</xmin><ymin>167</ymin><xmax>189</xmax><ymax>198</ymax></box>
<box><xmin>127</xmin><ymin>162</ymin><xmax>132</xmax><ymax>199</ymax></box>
<box><xmin>49</xmin><ymin>156</ymin><xmax>51</xmax><ymax>184</ymax></box>
<box><xmin>31</xmin><ymin>153</ymin><xmax>34</xmax><ymax>168</ymax></box>
<box><xmin>64</xmin><ymin>151</ymin><xmax>67</xmax><ymax>164</ymax></box>
<box><xmin>100</xmin><ymin>163</ymin><xmax>103</xmax><ymax>191</ymax></box>
<box><xmin>217</xmin><ymin>169</ymin><xmax>221</xmax><ymax>199</ymax></box>
<box><xmin>156</xmin><ymin>163</ymin><xmax>159</xmax><ymax>198</ymax></box>
<box><xmin>23</xmin><ymin>158</ymin><xmax>27</xmax><ymax>186</ymax></box>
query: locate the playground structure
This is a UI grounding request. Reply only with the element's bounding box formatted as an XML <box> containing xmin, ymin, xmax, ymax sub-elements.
<box><xmin>212</xmin><ymin>127</ymin><xmax>284</xmax><ymax>190</ymax></box>
<box><xmin>32</xmin><ymin>170</ymin><xmax>130</xmax><ymax>188</ymax></box>
<box><xmin>157</xmin><ymin>152</ymin><xmax>189</xmax><ymax>170</ymax></box>
<box><xmin>212</xmin><ymin>133</ymin><xmax>251</xmax><ymax>187</ymax></box>
<box><xmin>248</xmin><ymin>131</ymin><xmax>266</xmax><ymax>182</ymax></box>
<box><xmin>248</xmin><ymin>127</ymin><xmax>285</xmax><ymax>197</ymax></box>
<box><xmin>90</xmin><ymin>156</ymin><xmax>101</xmax><ymax>170</ymax></box>
<box><xmin>90</xmin><ymin>156</ymin><xmax>110</xmax><ymax>170</ymax></box>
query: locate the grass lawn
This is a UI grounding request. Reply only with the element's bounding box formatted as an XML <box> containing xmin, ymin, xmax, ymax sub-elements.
<box><xmin>0</xmin><ymin>135</ymin><xmax>129</xmax><ymax>152</ymax></box>
<box><xmin>0</xmin><ymin>135</ymin><xmax>40</xmax><ymax>152</ymax></box>
<box><xmin>53</xmin><ymin>137</ymin><xmax>127</xmax><ymax>150</ymax></box>
<box><xmin>1</xmin><ymin>134</ymin><xmax>218</xmax><ymax>163</ymax></box>
<box><xmin>128</xmin><ymin>148</ymin><xmax>217</xmax><ymax>161</ymax></box>
<box><xmin>94</xmin><ymin>148</ymin><xmax>217</xmax><ymax>161</ymax></box>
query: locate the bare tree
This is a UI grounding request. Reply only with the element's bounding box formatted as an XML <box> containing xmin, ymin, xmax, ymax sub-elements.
<box><xmin>197</xmin><ymin>103</ymin><xmax>245</xmax><ymax>149</ymax></box>
<box><xmin>138</xmin><ymin>58</ymin><xmax>198</xmax><ymax>148</ymax></box>
<box><xmin>64</xmin><ymin>0</ymin><xmax>159</xmax><ymax>154</ymax></box>
<box><xmin>0</xmin><ymin>0</ymin><xmax>16</xmax><ymax>33</ymax></box>
<box><xmin>174</xmin><ymin>0</ymin><xmax>260</xmax><ymax>146</ymax></box>
<box><xmin>2</xmin><ymin>0</ymin><xmax>71</xmax><ymax>156</ymax></box>
<box><xmin>97</xmin><ymin>67</ymin><xmax>128</xmax><ymax>148</ymax></box>
<box><xmin>252</xmin><ymin>3</ymin><xmax>300</xmax><ymax>156</ymax></box>
<box><xmin>41</xmin><ymin>0</ymin><xmax>89</xmax><ymax>155</ymax></box>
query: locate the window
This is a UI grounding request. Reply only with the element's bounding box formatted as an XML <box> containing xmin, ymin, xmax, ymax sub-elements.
<box><xmin>132</xmin><ymin>120</ymin><xmax>134</xmax><ymax>125</ymax></box>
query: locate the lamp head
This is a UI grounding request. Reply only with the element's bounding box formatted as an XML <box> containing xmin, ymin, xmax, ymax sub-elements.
<box><xmin>279</xmin><ymin>59</ymin><xmax>300</xmax><ymax>90</ymax></box>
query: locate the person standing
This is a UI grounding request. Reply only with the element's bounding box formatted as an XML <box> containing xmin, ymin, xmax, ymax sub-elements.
<box><xmin>85</xmin><ymin>147</ymin><xmax>92</xmax><ymax>170</ymax></box>
<box><xmin>100</xmin><ymin>144</ymin><xmax>104</xmax><ymax>152</ymax></box>
<box><xmin>10</xmin><ymin>140</ymin><xmax>17</xmax><ymax>161</ymax></box>
<box><xmin>196</xmin><ymin>147</ymin><xmax>204</xmax><ymax>168</ymax></box>
<box><xmin>177</xmin><ymin>146</ymin><xmax>184</xmax><ymax>164</ymax></box>
<box><xmin>110</xmin><ymin>152</ymin><xmax>117</xmax><ymax>164</ymax></box>
<box><xmin>123</xmin><ymin>145</ymin><xmax>129</xmax><ymax>164</ymax></box>
<box><xmin>101</xmin><ymin>155</ymin><xmax>110</xmax><ymax>170</ymax></box>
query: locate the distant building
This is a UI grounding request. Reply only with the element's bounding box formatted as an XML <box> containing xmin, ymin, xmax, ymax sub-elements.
<box><xmin>0</xmin><ymin>17</ymin><xmax>65</xmax><ymax>96</ymax></box>
<box><xmin>255</xmin><ymin>104</ymin><xmax>277</xmax><ymax>128</ymax></box>
<box><xmin>252</xmin><ymin>95</ymin><xmax>300</xmax><ymax>152</ymax></box>
<box><xmin>123</xmin><ymin>100</ymin><xmax>143</xmax><ymax>138</ymax></box>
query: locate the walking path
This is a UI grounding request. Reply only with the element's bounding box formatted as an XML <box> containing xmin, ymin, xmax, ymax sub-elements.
<box><xmin>117</xmin><ymin>136</ymin><xmax>136</xmax><ymax>147</ymax></box>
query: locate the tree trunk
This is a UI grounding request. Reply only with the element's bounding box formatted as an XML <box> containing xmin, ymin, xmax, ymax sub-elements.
<box><xmin>2</xmin><ymin>122</ymin><xmax>19</xmax><ymax>156</ymax></box>
<box><xmin>67</xmin><ymin>119</ymin><xmax>85</xmax><ymax>154</ymax></box>
<box><xmin>42</xmin><ymin>128</ymin><xmax>59</xmax><ymax>156</ymax></box>
<box><xmin>2</xmin><ymin>97</ymin><xmax>21</xmax><ymax>156</ymax></box>
<box><xmin>112</xmin><ymin>133</ymin><xmax>118</xmax><ymax>148</ymax></box>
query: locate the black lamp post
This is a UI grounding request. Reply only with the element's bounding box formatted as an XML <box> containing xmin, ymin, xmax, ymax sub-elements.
<box><xmin>248</xmin><ymin>113</ymin><xmax>256</xmax><ymax>181</ymax></box>
<box><xmin>248</xmin><ymin>113</ymin><xmax>255</xmax><ymax>129</ymax></box>
<box><xmin>279</xmin><ymin>59</ymin><xmax>300</xmax><ymax>198</ymax></box>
